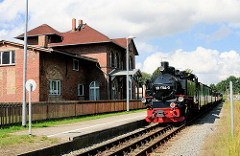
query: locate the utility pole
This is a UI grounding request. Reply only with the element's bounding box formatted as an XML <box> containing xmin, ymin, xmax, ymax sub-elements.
<box><xmin>22</xmin><ymin>0</ymin><xmax>28</xmax><ymax>127</ymax></box>
<box><xmin>126</xmin><ymin>36</ymin><xmax>135</xmax><ymax>112</ymax></box>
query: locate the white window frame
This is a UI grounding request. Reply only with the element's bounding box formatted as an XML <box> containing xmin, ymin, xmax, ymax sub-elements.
<box><xmin>78</xmin><ymin>84</ymin><xmax>84</xmax><ymax>96</ymax></box>
<box><xmin>89</xmin><ymin>81</ymin><xmax>100</xmax><ymax>100</ymax></box>
<box><xmin>0</xmin><ymin>51</ymin><xmax>15</xmax><ymax>65</ymax></box>
<box><xmin>73</xmin><ymin>59</ymin><xmax>79</xmax><ymax>71</ymax></box>
<box><xmin>49</xmin><ymin>80</ymin><xmax>61</xmax><ymax>96</ymax></box>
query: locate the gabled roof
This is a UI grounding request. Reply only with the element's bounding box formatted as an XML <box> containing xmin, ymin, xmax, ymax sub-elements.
<box><xmin>112</xmin><ymin>38</ymin><xmax>130</xmax><ymax>48</ymax></box>
<box><xmin>15</xmin><ymin>21</ymin><xmax>138</xmax><ymax>55</ymax></box>
<box><xmin>112</xmin><ymin>38</ymin><xmax>138</xmax><ymax>55</ymax></box>
<box><xmin>16</xmin><ymin>24</ymin><xmax>62</xmax><ymax>39</ymax></box>
<box><xmin>48</xmin><ymin>24</ymin><xmax>111</xmax><ymax>47</ymax></box>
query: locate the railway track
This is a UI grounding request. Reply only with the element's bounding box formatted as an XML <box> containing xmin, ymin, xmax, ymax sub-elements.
<box><xmin>73</xmin><ymin>102</ymin><xmax>219</xmax><ymax>156</ymax></box>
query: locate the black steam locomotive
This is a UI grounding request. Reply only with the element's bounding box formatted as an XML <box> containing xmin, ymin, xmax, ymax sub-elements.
<box><xmin>142</xmin><ymin>62</ymin><xmax>222</xmax><ymax>123</ymax></box>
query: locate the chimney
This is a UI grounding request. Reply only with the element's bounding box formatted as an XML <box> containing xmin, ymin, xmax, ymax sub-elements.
<box><xmin>38</xmin><ymin>35</ymin><xmax>48</xmax><ymax>48</ymax></box>
<box><xmin>72</xmin><ymin>18</ymin><xmax>76</xmax><ymax>31</ymax></box>
<box><xmin>78</xmin><ymin>19</ymin><xmax>83</xmax><ymax>26</ymax></box>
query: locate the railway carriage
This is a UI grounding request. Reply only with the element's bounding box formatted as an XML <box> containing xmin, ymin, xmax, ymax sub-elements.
<box><xmin>142</xmin><ymin>62</ymin><xmax>222</xmax><ymax>123</ymax></box>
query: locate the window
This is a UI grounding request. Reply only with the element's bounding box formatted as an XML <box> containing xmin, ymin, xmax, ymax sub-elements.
<box><xmin>0</xmin><ymin>51</ymin><xmax>15</xmax><ymax>65</ymax></box>
<box><xmin>129</xmin><ymin>56</ymin><xmax>133</xmax><ymax>69</ymax></box>
<box><xmin>109</xmin><ymin>52</ymin><xmax>112</xmax><ymax>67</ymax></box>
<box><xmin>49</xmin><ymin>80</ymin><xmax>61</xmax><ymax>95</ymax></box>
<box><xmin>115</xmin><ymin>53</ymin><xmax>119</xmax><ymax>68</ymax></box>
<box><xmin>89</xmin><ymin>81</ymin><xmax>100</xmax><ymax>100</ymax></box>
<box><xmin>110</xmin><ymin>51</ymin><xmax>114</xmax><ymax>67</ymax></box>
<box><xmin>112</xmin><ymin>81</ymin><xmax>117</xmax><ymax>100</ymax></box>
<box><xmin>73</xmin><ymin>59</ymin><xmax>79</xmax><ymax>71</ymax></box>
<box><xmin>78</xmin><ymin>84</ymin><xmax>84</xmax><ymax>96</ymax></box>
<box><xmin>129</xmin><ymin>78</ymin><xmax>132</xmax><ymax>99</ymax></box>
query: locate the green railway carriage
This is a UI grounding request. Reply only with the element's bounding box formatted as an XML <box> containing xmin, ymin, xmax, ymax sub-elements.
<box><xmin>198</xmin><ymin>82</ymin><xmax>217</xmax><ymax>109</ymax></box>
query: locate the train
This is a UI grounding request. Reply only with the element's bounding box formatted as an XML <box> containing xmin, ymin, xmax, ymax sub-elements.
<box><xmin>142</xmin><ymin>61</ymin><xmax>223</xmax><ymax>123</ymax></box>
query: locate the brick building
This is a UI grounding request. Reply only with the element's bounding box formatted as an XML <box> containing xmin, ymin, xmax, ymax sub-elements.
<box><xmin>0</xmin><ymin>19</ymin><xmax>141</xmax><ymax>102</ymax></box>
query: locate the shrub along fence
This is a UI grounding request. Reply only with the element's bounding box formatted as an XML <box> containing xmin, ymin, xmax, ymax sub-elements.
<box><xmin>0</xmin><ymin>100</ymin><xmax>144</xmax><ymax>127</ymax></box>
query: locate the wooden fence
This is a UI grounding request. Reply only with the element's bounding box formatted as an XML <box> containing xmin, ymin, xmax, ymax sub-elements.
<box><xmin>0</xmin><ymin>100</ymin><xmax>144</xmax><ymax>127</ymax></box>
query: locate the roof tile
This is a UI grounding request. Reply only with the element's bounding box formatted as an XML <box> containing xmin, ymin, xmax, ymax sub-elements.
<box><xmin>16</xmin><ymin>24</ymin><xmax>62</xmax><ymax>38</ymax></box>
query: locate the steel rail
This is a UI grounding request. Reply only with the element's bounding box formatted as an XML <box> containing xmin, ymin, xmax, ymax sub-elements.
<box><xmin>77</xmin><ymin>102</ymin><xmax>221</xmax><ymax>156</ymax></box>
<box><xmin>135</xmin><ymin>102</ymin><xmax>221</xmax><ymax>156</ymax></box>
<box><xmin>107</xmin><ymin>125</ymin><xmax>173</xmax><ymax>156</ymax></box>
<box><xmin>77</xmin><ymin>123</ymin><xmax>167</xmax><ymax>156</ymax></box>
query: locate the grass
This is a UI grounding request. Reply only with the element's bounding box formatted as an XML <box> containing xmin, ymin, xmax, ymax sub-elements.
<box><xmin>0</xmin><ymin>109</ymin><xmax>145</xmax><ymax>147</ymax></box>
<box><xmin>202</xmin><ymin>99</ymin><xmax>240</xmax><ymax>155</ymax></box>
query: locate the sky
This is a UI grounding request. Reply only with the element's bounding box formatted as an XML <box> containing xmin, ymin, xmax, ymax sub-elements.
<box><xmin>1</xmin><ymin>0</ymin><xmax>240</xmax><ymax>85</ymax></box>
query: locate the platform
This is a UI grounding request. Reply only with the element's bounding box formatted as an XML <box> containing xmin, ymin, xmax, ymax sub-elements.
<box><xmin>14</xmin><ymin>111</ymin><xmax>146</xmax><ymax>142</ymax></box>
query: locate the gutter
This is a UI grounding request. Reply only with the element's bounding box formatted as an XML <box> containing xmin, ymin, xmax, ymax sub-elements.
<box><xmin>52</xmin><ymin>50</ymin><xmax>98</xmax><ymax>63</ymax></box>
<box><xmin>96</xmin><ymin>63</ymin><xmax>112</xmax><ymax>99</ymax></box>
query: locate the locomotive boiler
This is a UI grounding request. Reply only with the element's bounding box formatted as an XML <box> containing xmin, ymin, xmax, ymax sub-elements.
<box><xmin>142</xmin><ymin>61</ymin><xmax>221</xmax><ymax>123</ymax></box>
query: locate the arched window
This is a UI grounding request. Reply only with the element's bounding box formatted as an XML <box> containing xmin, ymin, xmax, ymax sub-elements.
<box><xmin>89</xmin><ymin>81</ymin><xmax>100</xmax><ymax>100</ymax></box>
<box><xmin>115</xmin><ymin>53</ymin><xmax>119</xmax><ymax>68</ymax></box>
<box><xmin>110</xmin><ymin>51</ymin><xmax>114</xmax><ymax>67</ymax></box>
<box><xmin>129</xmin><ymin>56</ymin><xmax>133</xmax><ymax>69</ymax></box>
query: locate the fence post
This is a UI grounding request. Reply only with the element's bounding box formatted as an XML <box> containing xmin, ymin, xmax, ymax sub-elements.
<box><xmin>230</xmin><ymin>81</ymin><xmax>234</xmax><ymax>139</ymax></box>
<box><xmin>46</xmin><ymin>103</ymin><xmax>49</xmax><ymax>120</ymax></box>
<box><xmin>75</xmin><ymin>102</ymin><xmax>77</xmax><ymax>117</ymax></box>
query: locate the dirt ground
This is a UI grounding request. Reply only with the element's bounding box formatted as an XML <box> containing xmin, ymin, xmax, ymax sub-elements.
<box><xmin>0</xmin><ymin>136</ymin><xmax>61</xmax><ymax>156</ymax></box>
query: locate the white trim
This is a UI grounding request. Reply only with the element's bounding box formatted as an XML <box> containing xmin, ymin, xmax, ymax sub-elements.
<box><xmin>89</xmin><ymin>81</ymin><xmax>100</xmax><ymax>100</ymax></box>
<box><xmin>0</xmin><ymin>51</ymin><xmax>15</xmax><ymax>66</ymax></box>
<box><xmin>49</xmin><ymin>80</ymin><xmax>61</xmax><ymax>96</ymax></box>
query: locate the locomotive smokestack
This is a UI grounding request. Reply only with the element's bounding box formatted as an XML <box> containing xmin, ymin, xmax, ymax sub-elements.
<box><xmin>161</xmin><ymin>61</ymin><xmax>169</xmax><ymax>70</ymax></box>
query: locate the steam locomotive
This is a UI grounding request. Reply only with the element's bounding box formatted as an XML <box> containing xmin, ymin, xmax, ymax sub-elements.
<box><xmin>142</xmin><ymin>62</ymin><xmax>222</xmax><ymax>123</ymax></box>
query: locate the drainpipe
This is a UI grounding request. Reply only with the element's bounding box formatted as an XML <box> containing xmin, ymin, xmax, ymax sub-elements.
<box><xmin>96</xmin><ymin>63</ymin><xmax>110</xmax><ymax>99</ymax></box>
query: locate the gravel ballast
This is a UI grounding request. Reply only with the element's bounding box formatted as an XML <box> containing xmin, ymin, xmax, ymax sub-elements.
<box><xmin>161</xmin><ymin>102</ymin><xmax>223</xmax><ymax>156</ymax></box>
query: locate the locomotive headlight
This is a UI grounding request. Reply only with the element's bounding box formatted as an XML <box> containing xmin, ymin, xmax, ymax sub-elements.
<box><xmin>159</xmin><ymin>66</ymin><xmax>164</xmax><ymax>72</ymax></box>
<box><xmin>170</xmin><ymin>103</ymin><xmax>176</xmax><ymax>108</ymax></box>
<box><xmin>178</xmin><ymin>96</ymin><xmax>184</xmax><ymax>102</ymax></box>
<box><xmin>142</xmin><ymin>98</ymin><xmax>147</xmax><ymax>104</ymax></box>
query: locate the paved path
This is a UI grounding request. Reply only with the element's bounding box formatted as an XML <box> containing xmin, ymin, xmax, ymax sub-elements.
<box><xmin>14</xmin><ymin>111</ymin><xmax>146</xmax><ymax>142</ymax></box>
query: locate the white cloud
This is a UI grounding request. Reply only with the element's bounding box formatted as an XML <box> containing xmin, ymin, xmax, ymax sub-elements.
<box><xmin>207</xmin><ymin>25</ymin><xmax>232</xmax><ymax>42</ymax></box>
<box><xmin>136</xmin><ymin>63</ymin><xmax>142</xmax><ymax>70</ymax></box>
<box><xmin>1</xmin><ymin>0</ymin><xmax>240</xmax><ymax>41</ymax></box>
<box><xmin>142</xmin><ymin>47</ymin><xmax>240</xmax><ymax>85</ymax></box>
<box><xmin>137</xmin><ymin>42</ymin><xmax>157</xmax><ymax>53</ymax></box>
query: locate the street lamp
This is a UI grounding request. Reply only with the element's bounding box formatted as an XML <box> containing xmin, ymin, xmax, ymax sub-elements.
<box><xmin>22</xmin><ymin>0</ymin><xmax>28</xmax><ymax>127</ymax></box>
<box><xmin>126</xmin><ymin>36</ymin><xmax>136</xmax><ymax>112</ymax></box>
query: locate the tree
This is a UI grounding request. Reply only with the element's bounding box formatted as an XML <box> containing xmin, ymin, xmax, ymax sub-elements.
<box><xmin>185</xmin><ymin>68</ymin><xmax>193</xmax><ymax>74</ymax></box>
<box><xmin>140</xmin><ymin>72</ymin><xmax>151</xmax><ymax>84</ymax></box>
<box><xmin>210</xmin><ymin>83</ymin><xmax>217</xmax><ymax>91</ymax></box>
<box><xmin>215</xmin><ymin>76</ymin><xmax>240</xmax><ymax>94</ymax></box>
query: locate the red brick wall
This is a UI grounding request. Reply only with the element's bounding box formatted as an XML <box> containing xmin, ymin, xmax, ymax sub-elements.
<box><xmin>0</xmin><ymin>44</ymin><xmax>40</xmax><ymax>102</ymax></box>
<box><xmin>39</xmin><ymin>52</ymin><xmax>107</xmax><ymax>101</ymax></box>
<box><xmin>52</xmin><ymin>43</ymin><xmax>127</xmax><ymax>100</ymax></box>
